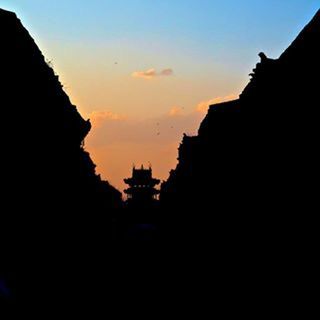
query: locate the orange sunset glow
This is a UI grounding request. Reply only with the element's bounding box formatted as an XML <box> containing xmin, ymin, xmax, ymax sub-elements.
<box><xmin>2</xmin><ymin>1</ymin><xmax>317</xmax><ymax>193</ymax></box>
<box><xmin>53</xmin><ymin>51</ymin><xmax>243</xmax><ymax>192</ymax></box>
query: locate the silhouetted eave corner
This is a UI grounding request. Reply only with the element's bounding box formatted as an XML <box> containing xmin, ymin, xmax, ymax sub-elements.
<box><xmin>198</xmin><ymin>99</ymin><xmax>240</xmax><ymax>136</ymax></box>
<box><xmin>0</xmin><ymin>8</ymin><xmax>17</xmax><ymax>18</ymax></box>
<box><xmin>208</xmin><ymin>99</ymin><xmax>240</xmax><ymax>113</ymax></box>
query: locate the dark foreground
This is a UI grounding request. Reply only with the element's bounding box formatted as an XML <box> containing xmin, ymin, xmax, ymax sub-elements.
<box><xmin>1</xmin><ymin>211</ymin><xmax>314</xmax><ymax>316</ymax></box>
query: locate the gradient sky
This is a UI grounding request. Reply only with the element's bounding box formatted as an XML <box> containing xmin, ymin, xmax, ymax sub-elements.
<box><xmin>1</xmin><ymin>0</ymin><xmax>319</xmax><ymax>193</ymax></box>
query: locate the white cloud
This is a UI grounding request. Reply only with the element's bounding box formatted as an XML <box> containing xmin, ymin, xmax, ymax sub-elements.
<box><xmin>89</xmin><ymin>111</ymin><xmax>126</xmax><ymax>128</ymax></box>
<box><xmin>168</xmin><ymin>106</ymin><xmax>184</xmax><ymax>117</ymax></box>
<box><xmin>132</xmin><ymin>68</ymin><xmax>174</xmax><ymax>79</ymax></box>
<box><xmin>160</xmin><ymin>68</ymin><xmax>174</xmax><ymax>76</ymax></box>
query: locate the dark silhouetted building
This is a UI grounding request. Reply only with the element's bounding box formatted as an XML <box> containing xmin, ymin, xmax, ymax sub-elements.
<box><xmin>0</xmin><ymin>7</ymin><xmax>122</xmax><ymax>307</ymax></box>
<box><xmin>161</xmin><ymin>9</ymin><xmax>320</xmax><ymax>216</ymax></box>
<box><xmin>124</xmin><ymin>165</ymin><xmax>160</xmax><ymax>209</ymax></box>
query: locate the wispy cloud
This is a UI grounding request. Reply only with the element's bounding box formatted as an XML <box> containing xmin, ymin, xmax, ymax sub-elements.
<box><xmin>89</xmin><ymin>111</ymin><xmax>126</xmax><ymax>128</ymax></box>
<box><xmin>132</xmin><ymin>68</ymin><xmax>174</xmax><ymax>79</ymax></box>
<box><xmin>168</xmin><ymin>106</ymin><xmax>184</xmax><ymax>117</ymax></box>
<box><xmin>196</xmin><ymin>94</ymin><xmax>238</xmax><ymax>113</ymax></box>
<box><xmin>160</xmin><ymin>69</ymin><xmax>174</xmax><ymax>76</ymax></box>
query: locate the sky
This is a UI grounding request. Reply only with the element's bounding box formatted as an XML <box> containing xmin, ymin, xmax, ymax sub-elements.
<box><xmin>0</xmin><ymin>0</ymin><xmax>319</xmax><ymax>193</ymax></box>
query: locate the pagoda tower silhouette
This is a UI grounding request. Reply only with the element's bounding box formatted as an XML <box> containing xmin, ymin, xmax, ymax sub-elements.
<box><xmin>124</xmin><ymin>165</ymin><xmax>160</xmax><ymax>209</ymax></box>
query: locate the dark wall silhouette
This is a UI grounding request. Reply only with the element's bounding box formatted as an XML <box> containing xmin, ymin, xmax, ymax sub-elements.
<box><xmin>0</xmin><ymin>8</ymin><xmax>122</xmax><ymax>306</ymax></box>
<box><xmin>158</xmin><ymin>14</ymin><xmax>319</xmax><ymax>306</ymax></box>
<box><xmin>161</xmin><ymin>10</ymin><xmax>320</xmax><ymax>216</ymax></box>
<box><xmin>0</xmin><ymin>8</ymin><xmax>122</xmax><ymax>212</ymax></box>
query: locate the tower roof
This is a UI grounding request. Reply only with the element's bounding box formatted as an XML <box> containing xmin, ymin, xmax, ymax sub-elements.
<box><xmin>124</xmin><ymin>165</ymin><xmax>160</xmax><ymax>186</ymax></box>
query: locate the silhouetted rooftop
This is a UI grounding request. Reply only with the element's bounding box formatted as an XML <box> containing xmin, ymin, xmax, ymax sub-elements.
<box><xmin>124</xmin><ymin>166</ymin><xmax>160</xmax><ymax>187</ymax></box>
<box><xmin>0</xmin><ymin>8</ymin><xmax>18</xmax><ymax>21</ymax></box>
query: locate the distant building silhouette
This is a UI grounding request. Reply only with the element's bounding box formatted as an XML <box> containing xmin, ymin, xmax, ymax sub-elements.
<box><xmin>124</xmin><ymin>165</ymin><xmax>160</xmax><ymax>209</ymax></box>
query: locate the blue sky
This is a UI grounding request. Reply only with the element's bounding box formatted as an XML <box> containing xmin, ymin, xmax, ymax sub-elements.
<box><xmin>1</xmin><ymin>1</ymin><xmax>318</xmax><ymax>60</ymax></box>
<box><xmin>1</xmin><ymin>1</ymin><xmax>317</xmax><ymax>111</ymax></box>
<box><xmin>1</xmin><ymin>1</ymin><xmax>318</xmax><ymax>84</ymax></box>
